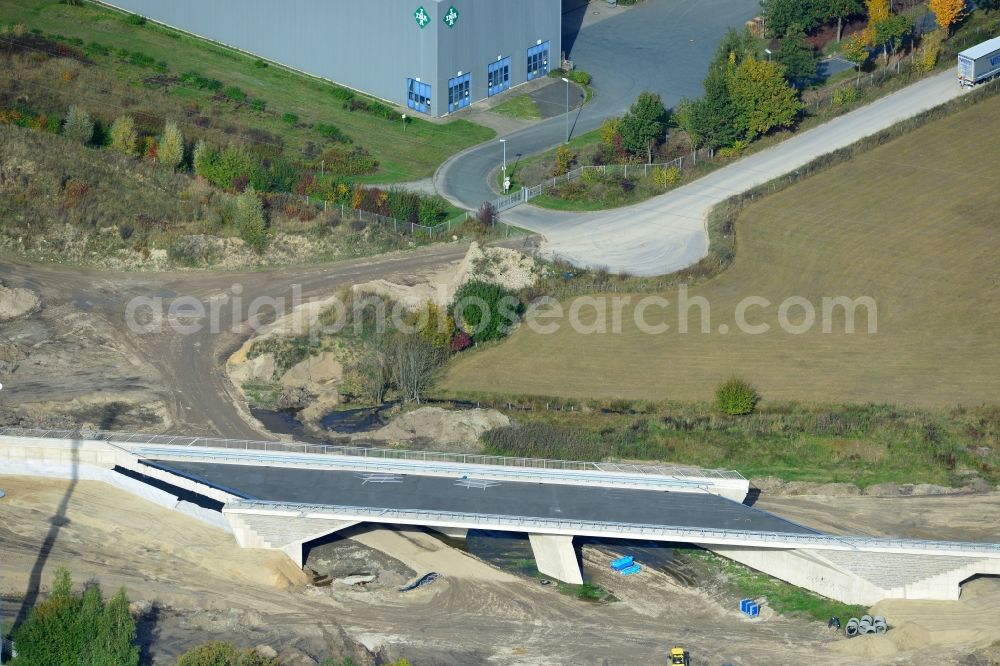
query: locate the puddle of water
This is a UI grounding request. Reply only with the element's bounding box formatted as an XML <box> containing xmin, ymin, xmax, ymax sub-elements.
<box><xmin>320</xmin><ymin>405</ymin><xmax>391</xmax><ymax>434</ymax></box>
<box><xmin>250</xmin><ymin>407</ymin><xmax>326</xmax><ymax>445</ymax></box>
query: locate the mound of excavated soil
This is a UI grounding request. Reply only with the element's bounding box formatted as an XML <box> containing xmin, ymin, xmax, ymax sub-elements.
<box><xmin>353</xmin><ymin>406</ymin><xmax>509</xmax><ymax>452</ymax></box>
<box><xmin>0</xmin><ymin>282</ymin><xmax>40</xmax><ymax>321</ymax></box>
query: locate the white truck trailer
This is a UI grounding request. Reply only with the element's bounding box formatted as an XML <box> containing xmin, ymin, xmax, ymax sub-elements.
<box><xmin>957</xmin><ymin>35</ymin><xmax>1000</xmax><ymax>88</ymax></box>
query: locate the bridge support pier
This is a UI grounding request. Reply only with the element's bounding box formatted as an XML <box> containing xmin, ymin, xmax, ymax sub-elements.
<box><xmin>529</xmin><ymin>534</ymin><xmax>582</xmax><ymax>585</ymax></box>
<box><xmin>431</xmin><ymin>527</ymin><xmax>469</xmax><ymax>539</ymax></box>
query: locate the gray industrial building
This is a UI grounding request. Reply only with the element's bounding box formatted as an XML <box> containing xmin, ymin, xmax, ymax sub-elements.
<box><xmin>101</xmin><ymin>0</ymin><xmax>562</xmax><ymax>117</ymax></box>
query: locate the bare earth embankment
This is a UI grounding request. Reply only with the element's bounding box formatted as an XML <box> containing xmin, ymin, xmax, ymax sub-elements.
<box><xmin>2</xmin><ymin>475</ymin><xmax>1000</xmax><ymax>664</ymax></box>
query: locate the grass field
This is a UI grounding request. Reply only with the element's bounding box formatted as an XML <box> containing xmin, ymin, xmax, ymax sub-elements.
<box><xmin>0</xmin><ymin>0</ymin><xmax>494</xmax><ymax>182</ymax></box>
<box><xmin>490</xmin><ymin>93</ymin><xmax>542</xmax><ymax>120</ymax></box>
<box><xmin>445</xmin><ymin>94</ymin><xmax>1000</xmax><ymax>409</ymax></box>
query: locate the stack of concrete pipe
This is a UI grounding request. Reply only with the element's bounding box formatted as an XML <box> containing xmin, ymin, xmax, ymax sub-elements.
<box><xmin>845</xmin><ymin>615</ymin><xmax>888</xmax><ymax>636</ymax></box>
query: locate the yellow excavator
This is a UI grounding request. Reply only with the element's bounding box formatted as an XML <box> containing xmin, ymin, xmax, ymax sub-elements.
<box><xmin>670</xmin><ymin>647</ymin><xmax>690</xmax><ymax>665</ymax></box>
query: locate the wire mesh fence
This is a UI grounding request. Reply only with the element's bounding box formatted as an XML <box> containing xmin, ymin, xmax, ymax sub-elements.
<box><xmin>492</xmin><ymin>154</ymin><xmax>708</xmax><ymax>212</ymax></box>
<box><xmin>321</xmin><ymin>201</ymin><xmax>516</xmax><ymax>239</ymax></box>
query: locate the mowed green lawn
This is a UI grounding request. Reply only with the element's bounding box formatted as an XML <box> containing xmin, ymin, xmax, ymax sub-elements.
<box><xmin>445</xmin><ymin>95</ymin><xmax>1000</xmax><ymax>408</ymax></box>
<box><xmin>1</xmin><ymin>0</ymin><xmax>493</xmax><ymax>182</ymax></box>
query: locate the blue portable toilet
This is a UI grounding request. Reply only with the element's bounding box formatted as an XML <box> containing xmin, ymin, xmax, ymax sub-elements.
<box><xmin>747</xmin><ymin>603</ymin><xmax>760</xmax><ymax>618</ymax></box>
<box><xmin>611</xmin><ymin>555</ymin><xmax>634</xmax><ymax>571</ymax></box>
<box><xmin>740</xmin><ymin>598</ymin><xmax>752</xmax><ymax>614</ymax></box>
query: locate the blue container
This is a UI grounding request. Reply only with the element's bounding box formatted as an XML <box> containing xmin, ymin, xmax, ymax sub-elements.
<box><xmin>740</xmin><ymin>598</ymin><xmax>752</xmax><ymax>614</ymax></box>
<box><xmin>610</xmin><ymin>556</ymin><xmax>634</xmax><ymax>571</ymax></box>
<box><xmin>747</xmin><ymin>603</ymin><xmax>760</xmax><ymax>618</ymax></box>
<box><xmin>621</xmin><ymin>564</ymin><xmax>642</xmax><ymax>576</ymax></box>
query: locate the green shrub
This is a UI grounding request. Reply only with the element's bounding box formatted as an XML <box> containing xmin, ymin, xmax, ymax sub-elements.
<box><xmin>235</xmin><ymin>186</ymin><xmax>269</xmax><ymax>251</ymax></box>
<box><xmin>198</xmin><ymin>144</ymin><xmax>262</xmax><ymax>191</ymax></box>
<box><xmin>108</xmin><ymin>114</ymin><xmax>138</xmax><ymax>155</ymax></box>
<box><xmin>249</xmin><ymin>99</ymin><xmax>266</xmax><ymax>112</ymax></box>
<box><xmin>343</xmin><ymin>97</ymin><xmax>399</xmax><ymax>120</ymax></box>
<box><xmin>62</xmin><ymin>105</ymin><xmax>94</xmax><ymax>145</ymax></box>
<box><xmin>85</xmin><ymin>41</ymin><xmax>110</xmax><ymax>56</ymax></box>
<box><xmin>316</xmin><ymin>122</ymin><xmax>350</xmax><ymax>143</ymax></box>
<box><xmin>716</xmin><ymin>377</ymin><xmax>759</xmax><ymax>415</ymax></box>
<box><xmin>319</xmin><ymin>145</ymin><xmax>379</xmax><ymax>175</ymax></box>
<box><xmin>12</xmin><ymin>568</ymin><xmax>140</xmax><ymax>666</ymax></box>
<box><xmin>253</xmin><ymin>58</ymin><xmax>268</xmax><ymax>68</ymax></box>
<box><xmin>125</xmin><ymin>13</ymin><xmax>145</xmax><ymax>25</ymax></box>
<box><xmin>832</xmin><ymin>86</ymin><xmax>859</xmax><ymax>106</ymax></box>
<box><xmin>407</xmin><ymin>301</ymin><xmax>455</xmax><ymax>349</ymax></box>
<box><xmin>450</xmin><ymin>280</ymin><xmax>523</xmax><ymax>343</ymax></box>
<box><xmin>417</xmin><ymin>194</ymin><xmax>448</xmax><ymax>226</ymax></box>
<box><xmin>127</xmin><ymin>50</ymin><xmax>155</xmax><ymax>68</ymax></box>
<box><xmin>158</xmin><ymin>120</ymin><xmax>184</xmax><ymax>170</ymax></box>
<box><xmin>282</xmin><ymin>112</ymin><xmax>299</xmax><ymax>125</ymax></box>
<box><xmin>224</xmin><ymin>86</ymin><xmax>247</xmax><ymax>102</ymax></box>
<box><xmin>177</xmin><ymin>642</ymin><xmax>279</xmax><ymax>666</ymax></box>
<box><xmin>206</xmin><ymin>78</ymin><xmax>223</xmax><ymax>91</ymax></box>
<box><xmin>387</xmin><ymin>188</ymin><xmax>420</xmax><ymax>223</ymax></box>
<box><xmin>330</xmin><ymin>86</ymin><xmax>355</xmax><ymax>102</ymax></box>
<box><xmin>569</xmin><ymin>70</ymin><xmax>592</xmax><ymax>86</ymax></box>
<box><xmin>652</xmin><ymin>165</ymin><xmax>682</xmax><ymax>188</ymax></box>
<box><xmin>718</xmin><ymin>139</ymin><xmax>749</xmax><ymax>159</ymax></box>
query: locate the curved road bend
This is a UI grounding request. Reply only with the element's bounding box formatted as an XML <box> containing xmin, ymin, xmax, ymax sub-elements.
<box><xmin>503</xmin><ymin>70</ymin><xmax>967</xmax><ymax>276</ymax></box>
<box><xmin>2</xmin><ymin>243</ymin><xmax>474</xmax><ymax>439</ymax></box>
<box><xmin>436</xmin><ymin>0</ymin><xmax>759</xmax><ymax>208</ymax></box>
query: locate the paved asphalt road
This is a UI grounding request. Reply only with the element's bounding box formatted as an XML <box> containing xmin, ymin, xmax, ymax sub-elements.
<box><xmin>504</xmin><ymin>70</ymin><xmax>968</xmax><ymax>275</ymax></box>
<box><xmin>144</xmin><ymin>459</ymin><xmax>818</xmax><ymax>534</ymax></box>
<box><xmin>436</xmin><ymin>0</ymin><xmax>759</xmax><ymax>209</ymax></box>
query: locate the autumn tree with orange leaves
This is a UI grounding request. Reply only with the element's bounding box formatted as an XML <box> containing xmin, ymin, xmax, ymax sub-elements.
<box><xmin>928</xmin><ymin>0</ymin><xmax>966</xmax><ymax>33</ymax></box>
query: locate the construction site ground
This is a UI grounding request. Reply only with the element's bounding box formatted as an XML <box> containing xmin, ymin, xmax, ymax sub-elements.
<box><xmin>1</xmin><ymin>475</ymin><xmax>999</xmax><ymax>664</ymax></box>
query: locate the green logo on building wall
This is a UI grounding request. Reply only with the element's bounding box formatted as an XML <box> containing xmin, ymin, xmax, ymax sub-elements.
<box><xmin>414</xmin><ymin>6</ymin><xmax>430</xmax><ymax>28</ymax></box>
<box><xmin>443</xmin><ymin>6</ymin><xmax>459</xmax><ymax>28</ymax></box>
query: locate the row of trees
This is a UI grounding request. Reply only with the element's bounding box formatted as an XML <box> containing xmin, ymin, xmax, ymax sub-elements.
<box><xmin>60</xmin><ymin>106</ymin><xmax>186</xmax><ymax>169</ymax></box>
<box><xmin>761</xmin><ymin>0</ymin><xmax>867</xmax><ymax>41</ymax></box>
<box><xmin>676</xmin><ymin>30</ymin><xmax>802</xmax><ymax>151</ymax></box>
<box><xmin>761</xmin><ymin>0</ymin><xmax>968</xmax><ymax>41</ymax></box>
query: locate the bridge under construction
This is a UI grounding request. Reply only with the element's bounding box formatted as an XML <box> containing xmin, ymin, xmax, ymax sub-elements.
<box><xmin>3</xmin><ymin>427</ymin><xmax>999</xmax><ymax>605</ymax></box>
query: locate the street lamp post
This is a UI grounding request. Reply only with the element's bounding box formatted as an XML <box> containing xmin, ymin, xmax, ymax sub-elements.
<box><xmin>764</xmin><ymin>48</ymin><xmax>772</xmax><ymax>62</ymax></box>
<box><xmin>561</xmin><ymin>77</ymin><xmax>570</xmax><ymax>143</ymax></box>
<box><xmin>500</xmin><ymin>139</ymin><xmax>507</xmax><ymax>175</ymax></box>
<box><xmin>401</xmin><ymin>113</ymin><xmax>407</xmax><ymax>131</ymax></box>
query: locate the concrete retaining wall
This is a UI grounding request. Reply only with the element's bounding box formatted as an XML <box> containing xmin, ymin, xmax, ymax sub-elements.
<box><xmin>709</xmin><ymin>545</ymin><xmax>889</xmax><ymax>606</ymax></box>
<box><xmin>0</xmin><ymin>438</ymin><xmax>232</xmax><ymax>532</ymax></box>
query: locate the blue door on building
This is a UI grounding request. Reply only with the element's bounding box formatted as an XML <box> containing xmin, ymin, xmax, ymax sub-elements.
<box><xmin>447</xmin><ymin>73</ymin><xmax>471</xmax><ymax>113</ymax></box>
<box><xmin>488</xmin><ymin>57</ymin><xmax>511</xmax><ymax>96</ymax></box>
<box><xmin>527</xmin><ymin>42</ymin><xmax>550</xmax><ymax>81</ymax></box>
<box><xmin>407</xmin><ymin>78</ymin><xmax>431</xmax><ymax>114</ymax></box>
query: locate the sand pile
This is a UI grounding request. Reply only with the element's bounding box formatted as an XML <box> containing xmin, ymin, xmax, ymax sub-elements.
<box><xmin>0</xmin><ymin>282</ymin><xmax>40</xmax><ymax>321</ymax></box>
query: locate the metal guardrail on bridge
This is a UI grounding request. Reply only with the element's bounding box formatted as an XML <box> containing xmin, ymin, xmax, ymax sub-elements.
<box><xmin>227</xmin><ymin>499</ymin><xmax>1000</xmax><ymax>558</ymax></box>
<box><xmin>132</xmin><ymin>446</ymin><xmax>711</xmax><ymax>491</ymax></box>
<box><xmin>0</xmin><ymin>427</ymin><xmax>745</xmax><ymax>480</ymax></box>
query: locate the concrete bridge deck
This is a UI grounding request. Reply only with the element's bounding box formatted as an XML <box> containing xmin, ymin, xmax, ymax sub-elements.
<box><xmin>141</xmin><ymin>458</ymin><xmax>811</xmax><ymax>536</ymax></box>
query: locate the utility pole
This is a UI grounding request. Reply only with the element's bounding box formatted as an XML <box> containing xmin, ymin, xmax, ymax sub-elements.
<box><xmin>561</xmin><ymin>77</ymin><xmax>570</xmax><ymax>143</ymax></box>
